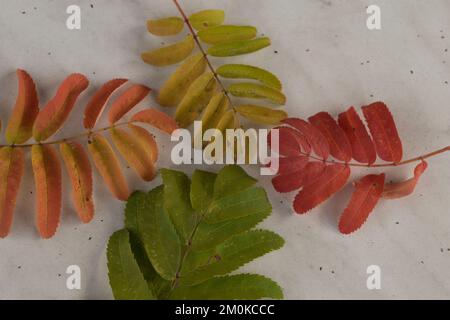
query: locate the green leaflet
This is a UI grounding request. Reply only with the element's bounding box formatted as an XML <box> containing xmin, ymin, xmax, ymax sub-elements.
<box><xmin>107</xmin><ymin>166</ymin><xmax>284</xmax><ymax>300</ymax></box>
<box><xmin>141</xmin><ymin>35</ymin><xmax>194</xmax><ymax>66</ymax></box>
<box><xmin>107</xmin><ymin>229</ymin><xmax>155</xmax><ymax>300</ymax></box>
<box><xmin>180</xmin><ymin>230</ymin><xmax>284</xmax><ymax>286</ymax></box>
<box><xmin>217</xmin><ymin>64</ymin><xmax>282</xmax><ymax>90</ymax></box>
<box><xmin>208</xmin><ymin>37</ymin><xmax>271</xmax><ymax>57</ymax></box>
<box><xmin>189</xmin><ymin>10</ymin><xmax>225</xmax><ymax>30</ymax></box>
<box><xmin>170</xmin><ymin>274</ymin><xmax>283</xmax><ymax>300</ymax></box>
<box><xmin>198</xmin><ymin>25</ymin><xmax>257</xmax><ymax>44</ymax></box>
<box><xmin>228</xmin><ymin>82</ymin><xmax>286</xmax><ymax>105</ymax></box>
<box><xmin>236</xmin><ymin>104</ymin><xmax>288</xmax><ymax>125</ymax></box>
<box><xmin>146</xmin><ymin>17</ymin><xmax>184</xmax><ymax>36</ymax></box>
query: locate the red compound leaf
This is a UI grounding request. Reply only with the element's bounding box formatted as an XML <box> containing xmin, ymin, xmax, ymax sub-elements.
<box><xmin>338</xmin><ymin>106</ymin><xmax>377</xmax><ymax>165</ymax></box>
<box><xmin>339</xmin><ymin>173</ymin><xmax>385</xmax><ymax>234</ymax></box>
<box><xmin>282</xmin><ymin>118</ymin><xmax>330</xmax><ymax>159</ymax></box>
<box><xmin>382</xmin><ymin>161</ymin><xmax>428</xmax><ymax>199</ymax></box>
<box><xmin>308</xmin><ymin>112</ymin><xmax>352</xmax><ymax>162</ymax></box>
<box><xmin>293</xmin><ymin>164</ymin><xmax>350</xmax><ymax>214</ymax></box>
<box><xmin>362</xmin><ymin>102</ymin><xmax>403</xmax><ymax>163</ymax></box>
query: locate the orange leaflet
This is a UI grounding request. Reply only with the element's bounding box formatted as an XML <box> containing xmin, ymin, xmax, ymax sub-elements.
<box><xmin>0</xmin><ymin>147</ymin><xmax>25</xmax><ymax>238</ymax></box>
<box><xmin>131</xmin><ymin>108</ymin><xmax>178</xmax><ymax>134</ymax></box>
<box><xmin>339</xmin><ymin>174</ymin><xmax>385</xmax><ymax>234</ymax></box>
<box><xmin>83</xmin><ymin>79</ymin><xmax>128</xmax><ymax>129</ymax></box>
<box><xmin>60</xmin><ymin>142</ymin><xmax>94</xmax><ymax>223</ymax></box>
<box><xmin>128</xmin><ymin>124</ymin><xmax>158</xmax><ymax>163</ymax></box>
<box><xmin>293</xmin><ymin>164</ymin><xmax>350</xmax><ymax>214</ymax></box>
<box><xmin>88</xmin><ymin>134</ymin><xmax>130</xmax><ymax>201</ymax></box>
<box><xmin>269</xmin><ymin>126</ymin><xmax>311</xmax><ymax>156</ymax></box>
<box><xmin>308</xmin><ymin>112</ymin><xmax>352</xmax><ymax>162</ymax></box>
<box><xmin>282</xmin><ymin>118</ymin><xmax>330</xmax><ymax>159</ymax></box>
<box><xmin>362</xmin><ymin>102</ymin><xmax>403</xmax><ymax>163</ymax></box>
<box><xmin>6</xmin><ymin>69</ymin><xmax>39</xmax><ymax>144</ymax></box>
<box><xmin>338</xmin><ymin>106</ymin><xmax>377</xmax><ymax>165</ymax></box>
<box><xmin>33</xmin><ymin>73</ymin><xmax>89</xmax><ymax>142</ymax></box>
<box><xmin>382</xmin><ymin>161</ymin><xmax>428</xmax><ymax>199</ymax></box>
<box><xmin>31</xmin><ymin>145</ymin><xmax>62</xmax><ymax>239</ymax></box>
<box><xmin>110</xmin><ymin>128</ymin><xmax>156</xmax><ymax>182</ymax></box>
<box><xmin>108</xmin><ymin>84</ymin><xmax>151</xmax><ymax>124</ymax></box>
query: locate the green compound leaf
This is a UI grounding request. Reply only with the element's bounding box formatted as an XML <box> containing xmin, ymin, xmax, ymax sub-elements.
<box><xmin>107</xmin><ymin>229</ymin><xmax>155</xmax><ymax>300</ymax></box>
<box><xmin>198</xmin><ymin>25</ymin><xmax>257</xmax><ymax>44</ymax></box>
<box><xmin>228</xmin><ymin>82</ymin><xmax>286</xmax><ymax>105</ymax></box>
<box><xmin>213</xmin><ymin>164</ymin><xmax>257</xmax><ymax>197</ymax></box>
<box><xmin>217</xmin><ymin>64</ymin><xmax>282</xmax><ymax>90</ymax></box>
<box><xmin>141</xmin><ymin>35</ymin><xmax>195</xmax><ymax>66</ymax></box>
<box><xmin>190</xmin><ymin>170</ymin><xmax>217</xmax><ymax>214</ymax></box>
<box><xmin>170</xmin><ymin>274</ymin><xmax>283</xmax><ymax>300</ymax></box>
<box><xmin>180</xmin><ymin>230</ymin><xmax>284</xmax><ymax>286</ymax></box>
<box><xmin>208</xmin><ymin>37</ymin><xmax>271</xmax><ymax>57</ymax></box>
<box><xmin>189</xmin><ymin>9</ymin><xmax>225</xmax><ymax>30</ymax></box>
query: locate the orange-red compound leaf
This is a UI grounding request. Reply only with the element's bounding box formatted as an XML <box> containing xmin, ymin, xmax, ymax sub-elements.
<box><xmin>269</xmin><ymin>126</ymin><xmax>311</xmax><ymax>156</ymax></box>
<box><xmin>293</xmin><ymin>164</ymin><xmax>350</xmax><ymax>214</ymax></box>
<box><xmin>60</xmin><ymin>142</ymin><xmax>94</xmax><ymax>223</ymax></box>
<box><xmin>83</xmin><ymin>79</ymin><xmax>128</xmax><ymax>129</ymax></box>
<box><xmin>283</xmin><ymin>118</ymin><xmax>330</xmax><ymax>159</ymax></box>
<box><xmin>110</xmin><ymin>128</ymin><xmax>156</xmax><ymax>182</ymax></box>
<box><xmin>88</xmin><ymin>134</ymin><xmax>129</xmax><ymax>201</ymax></box>
<box><xmin>33</xmin><ymin>73</ymin><xmax>89</xmax><ymax>142</ymax></box>
<box><xmin>128</xmin><ymin>124</ymin><xmax>158</xmax><ymax>164</ymax></box>
<box><xmin>31</xmin><ymin>145</ymin><xmax>62</xmax><ymax>239</ymax></box>
<box><xmin>6</xmin><ymin>69</ymin><xmax>39</xmax><ymax>144</ymax></box>
<box><xmin>108</xmin><ymin>84</ymin><xmax>151</xmax><ymax>124</ymax></box>
<box><xmin>131</xmin><ymin>108</ymin><xmax>178</xmax><ymax>134</ymax></box>
<box><xmin>0</xmin><ymin>147</ymin><xmax>25</xmax><ymax>238</ymax></box>
<box><xmin>362</xmin><ymin>102</ymin><xmax>403</xmax><ymax>163</ymax></box>
<box><xmin>277</xmin><ymin>156</ymin><xmax>308</xmax><ymax>175</ymax></box>
<box><xmin>308</xmin><ymin>112</ymin><xmax>352</xmax><ymax>162</ymax></box>
<box><xmin>339</xmin><ymin>173</ymin><xmax>385</xmax><ymax>234</ymax></box>
<box><xmin>338</xmin><ymin>106</ymin><xmax>377</xmax><ymax>165</ymax></box>
<box><xmin>382</xmin><ymin>161</ymin><xmax>428</xmax><ymax>199</ymax></box>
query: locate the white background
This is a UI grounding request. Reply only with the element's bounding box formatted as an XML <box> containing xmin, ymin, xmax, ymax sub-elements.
<box><xmin>0</xmin><ymin>0</ymin><xmax>449</xmax><ymax>299</ymax></box>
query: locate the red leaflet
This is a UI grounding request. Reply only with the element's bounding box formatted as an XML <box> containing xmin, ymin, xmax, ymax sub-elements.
<box><xmin>339</xmin><ymin>174</ymin><xmax>385</xmax><ymax>234</ymax></box>
<box><xmin>338</xmin><ymin>106</ymin><xmax>377</xmax><ymax>164</ymax></box>
<box><xmin>300</xmin><ymin>161</ymin><xmax>326</xmax><ymax>187</ymax></box>
<box><xmin>277</xmin><ymin>156</ymin><xmax>309</xmax><ymax>175</ymax></box>
<box><xmin>282</xmin><ymin>118</ymin><xmax>330</xmax><ymax>159</ymax></box>
<box><xmin>362</xmin><ymin>102</ymin><xmax>403</xmax><ymax>163</ymax></box>
<box><xmin>83</xmin><ymin>78</ymin><xmax>128</xmax><ymax>129</ymax></box>
<box><xmin>308</xmin><ymin>112</ymin><xmax>352</xmax><ymax>162</ymax></box>
<box><xmin>269</xmin><ymin>126</ymin><xmax>311</xmax><ymax>156</ymax></box>
<box><xmin>382</xmin><ymin>161</ymin><xmax>428</xmax><ymax>199</ymax></box>
<box><xmin>272</xmin><ymin>171</ymin><xmax>305</xmax><ymax>193</ymax></box>
<box><xmin>293</xmin><ymin>164</ymin><xmax>350</xmax><ymax>214</ymax></box>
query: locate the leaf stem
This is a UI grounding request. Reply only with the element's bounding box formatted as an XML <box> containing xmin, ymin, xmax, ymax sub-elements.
<box><xmin>299</xmin><ymin>145</ymin><xmax>450</xmax><ymax>168</ymax></box>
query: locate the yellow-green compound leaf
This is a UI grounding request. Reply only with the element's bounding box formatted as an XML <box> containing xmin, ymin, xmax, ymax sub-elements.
<box><xmin>228</xmin><ymin>82</ymin><xmax>286</xmax><ymax>105</ymax></box>
<box><xmin>146</xmin><ymin>17</ymin><xmax>184</xmax><ymax>36</ymax></box>
<box><xmin>158</xmin><ymin>53</ymin><xmax>207</xmax><ymax>107</ymax></box>
<box><xmin>160</xmin><ymin>169</ymin><xmax>195</xmax><ymax>243</ymax></box>
<box><xmin>107</xmin><ymin>229</ymin><xmax>155</xmax><ymax>300</ymax></box>
<box><xmin>141</xmin><ymin>35</ymin><xmax>194</xmax><ymax>67</ymax></box>
<box><xmin>126</xmin><ymin>187</ymin><xmax>181</xmax><ymax>281</ymax></box>
<box><xmin>190</xmin><ymin>170</ymin><xmax>217</xmax><ymax>214</ymax></box>
<box><xmin>236</xmin><ymin>105</ymin><xmax>288</xmax><ymax>125</ymax></box>
<box><xmin>217</xmin><ymin>64</ymin><xmax>282</xmax><ymax>90</ymax></box>
<box><xmin>170</xmin><ymin>274</ymin><xmax>283</xmax><ymax>300</ymax></box>
<box><xmin>180</xmin><ymin>230</ymin><xmax>284</xmax><ymax>286</ymax></box>
<box><xmin>175</xmin><ymin>72</ymin><xmax>217</xmax><ymax>128</ymax></box>
<box><xmin>208</xmin><ymin>37</ymin><xmax>271</xmax><ymax>57</ymax></box>
<box><xmin>88</xmin><ymin>134</ymin><xmax>129</xmax><ymax>201</ymax></box>
<box><xmin>213</xmin><ymin>165</ymin><xmax>257</xmax><ymax>197</ymax></box>
<box><xmin>189</xmin><ymin>9</ymin><xmax>225</xmax><ymax>30</ymax></box>
<box><xmin>198</xmin><ymin>25</ymin><xmax>257</xmax><ymax>44</ymax></box>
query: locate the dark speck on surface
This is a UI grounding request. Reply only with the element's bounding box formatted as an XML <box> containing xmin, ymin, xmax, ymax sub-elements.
<box><xmin>90</xmin><ymin>4</ymin><xmax>94</xmax><ymax>8</ymax></box>
<box><xmin>396</xmin><ymin>221</ymin><xmax>399</xmax><ymax>225</ymax></box>
<box><xmin>58</xmin><ymin>273</ymin><xmax>61</xmax><ymax>277</ymax></box>
<box><xmin>88</xmin><ymin>236</ymin><xmax>92</xmax><ymax>240</ymax></box>
<box><xmin>21</xmin><ymin>11</ymin><xmax>26</xmax><ymax>14</ymax></box>
<box><xmin>410</xmin><ymin>70</ymin><xmax>414</xmax><ymax>74</ymax></box>
<box><xmin>274</xmin><ymin>50</ymin><xmax>278</xmax><ymax>54</ymax></box>
<box><xmin>305</xmin><ymin>48</ymin><xmax>310</xmax><ymax>52</ymax></box>
<box><xmin>441</xmin><ymin>248</ymin><xmax>444</xmax><ymax>253</ymax></box>
<box><xmin>319</xmin><ymin>266</ymin><xmax>323</xmax><ymax>271</ymax></box>
<box><xmin>331</xmin><ymin>270</ymin><xmax>335</xmax><ymax>274</ymax></box>
<box><xmin>17</xmin><ymin>266</ymin><xmax>21</xmax><ymax>269</ymax></box>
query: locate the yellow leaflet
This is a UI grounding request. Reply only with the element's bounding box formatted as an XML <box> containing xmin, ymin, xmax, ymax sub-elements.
<box><xmin>175</xmin><ymin>72</ymin><xmax>217</xmax><ymax>128</ymax></box>
<box><xmin>158</xmin><ymin>53</ymin><xmax>207</xmax><ymax>107</ymax></box>
<box><xmin>236</xmin><ymin>105</ymin><xmax>287</xmax><ymax>125</ymax></box>
<box><xmin>228</xmin><ymin>82</ymin><xmax>286</xmax><ymax>105</ymax></box>
<box><xmin>208</xmin><ymin>37</ymin><xmax>271</xmax><ymax>57</ymax></box>
<box><xmin>216</xmin><ymin>64</ymin><xmax>282</xmax><ymax>90</ymax></box>
<box><xmin>141</xmin><ymin>35</ymin><xmax>194</xmax><ymax>66</ymax></box>
<box><xmin>198</xmin><ymin>25</ymin><xmax>257</xmax><ymax>44</ymax></box>
<box><xmin>189</xmin><ymin>10</ymin><xmax>225</xmax><ymax>30</ymax></box>
<box><xmin>147</xmin><ymin>17</ymin><xmax>184</xmax><ymax>36</ymax></box>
